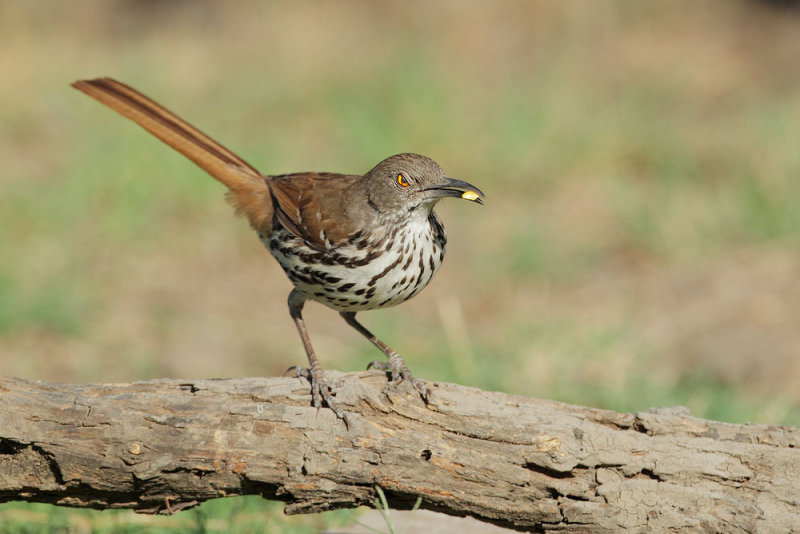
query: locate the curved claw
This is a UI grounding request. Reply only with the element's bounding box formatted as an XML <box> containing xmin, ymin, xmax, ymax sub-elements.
<box><xmin>368</xmin><ymin>355</ymin><xmax>431</xmax><ymax>403</ymax></box>
<box><xmin>291</xmin><ymin>364</ymin><xmax>351</xmax><ymax>425</ymax></box>
<box><xmin>285</xmin><ymin>365</ymin><xmax>309</xmax><ymax>378</ymax></box>
<box><xmin>366</xmin><ymin>359</ymin><xmax>400</xmax><ymax>381</ymax></box>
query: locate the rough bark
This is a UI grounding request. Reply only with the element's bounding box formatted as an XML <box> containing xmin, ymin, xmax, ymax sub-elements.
<box><xmin>0</xmin><ymin>373</ymin><xmax>797</xmax><ymax>532</ymax></box>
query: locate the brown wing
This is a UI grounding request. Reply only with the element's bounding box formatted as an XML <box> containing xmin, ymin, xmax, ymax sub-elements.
<box><xmin>72</xmin><ymin>78</ymin><xmax>272</xmax><ymax>234</ymax></box>
<box><xmin>268</xmin><ymin>172</ymin><xmax>360</xmax><ymax>250</ymax></box>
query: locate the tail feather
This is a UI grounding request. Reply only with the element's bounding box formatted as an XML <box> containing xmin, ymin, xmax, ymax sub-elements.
<box><xmin>72</xmin><ymin>78</ymin><xmax>272</xmax><ymax>233</ymax></box>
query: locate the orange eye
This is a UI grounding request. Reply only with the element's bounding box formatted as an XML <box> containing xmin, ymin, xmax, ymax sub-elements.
<box><xmin>396</xmin><ymin>174</ymin><xmax>410</xmax><ymax>187</ymax></box>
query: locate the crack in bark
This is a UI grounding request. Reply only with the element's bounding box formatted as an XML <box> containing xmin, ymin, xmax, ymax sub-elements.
<box><xmin>30</xmin><ymin>443</ymin><xmax>66</xmax><ymax>486</ymax></box>
<box><xmin>179</xmin><ymin>383</ymin><xmax>200</xmax><ymax>394</ymax></box>
<box><xmin>523</xmin><ymin>462</ymin><xmax>576</xmax><ymax>479</ymax></box>
<box><xmin>1</xmin><ymin>375</ymin><xmax>797</xmax><ymax>531</ymax></box>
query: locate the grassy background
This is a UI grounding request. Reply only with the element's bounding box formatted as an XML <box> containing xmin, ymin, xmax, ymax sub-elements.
<box><xmin>2</xmin><ymin>0</ymin><xmax>800</xmax><ymax>531</ymax></box>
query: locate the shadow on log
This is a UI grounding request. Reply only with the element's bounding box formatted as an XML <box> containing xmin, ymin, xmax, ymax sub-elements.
<box><xmin>0</xmin><ymin>373</ymin><xmax>798</xmax><ymax>532</ymax></box>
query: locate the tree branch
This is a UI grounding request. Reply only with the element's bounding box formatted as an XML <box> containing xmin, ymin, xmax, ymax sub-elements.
<box><xmin>0</xmin><ymin>373</ymin><xmax>797</xmax><ymax>532</ymax></box>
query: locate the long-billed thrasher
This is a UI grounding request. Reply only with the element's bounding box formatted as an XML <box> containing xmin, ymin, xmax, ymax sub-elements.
<box><xmin>72</xmin><ymin>78</ymin><xmax>485</xmax><ymax>422</ymax></box>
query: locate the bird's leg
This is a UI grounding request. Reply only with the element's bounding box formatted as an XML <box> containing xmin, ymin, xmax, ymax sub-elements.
<box><xmin>288</xmin><ymin>290</ymin><xmax>349</xmax><ymax>424</ymax></box>
<box><xmin>339</xmin><ymin>311</ymin><xmax>431</xmax><ymax>401</ymax></box>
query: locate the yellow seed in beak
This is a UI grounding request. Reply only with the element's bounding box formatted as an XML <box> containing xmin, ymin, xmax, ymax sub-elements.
<box><xmin>461</xmin><ymin>191</ymin><xmax>480</xmax><ymax>201</ymax></box>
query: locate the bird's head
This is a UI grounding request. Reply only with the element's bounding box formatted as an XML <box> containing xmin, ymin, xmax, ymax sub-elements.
<box><xmin>362</xmin><ymin>153</ymin><xmax>485</xmax><ymax>216</ymax></box>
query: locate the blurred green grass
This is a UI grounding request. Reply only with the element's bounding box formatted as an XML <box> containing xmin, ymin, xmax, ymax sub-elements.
<box><xmin>2</xmin><ymin>0</ymin><xmax>800</xmax><ymax>531</ymax></box>
<box><xmin>0</xmin><ymin>498</ymin><xmax>356</xmax><ymax>534</ymax></box>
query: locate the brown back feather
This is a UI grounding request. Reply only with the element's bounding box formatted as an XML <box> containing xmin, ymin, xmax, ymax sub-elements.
<box><xmin>268</xmin><ymin>172</ymin><xmax>360</xmax><ymax>250</ymax></box>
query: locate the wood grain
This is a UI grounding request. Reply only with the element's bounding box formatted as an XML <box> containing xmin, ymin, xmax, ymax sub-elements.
<box><xmin>1</xmin><ymin>373</ymin><xmax>797</xmax><ymax>532</ymax></box>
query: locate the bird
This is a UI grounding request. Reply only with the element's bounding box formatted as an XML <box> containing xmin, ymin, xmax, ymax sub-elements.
<box><xmin>71</xmin><ymin>78</ymin><xmax>485</xmax><ymax>423</ymax></box>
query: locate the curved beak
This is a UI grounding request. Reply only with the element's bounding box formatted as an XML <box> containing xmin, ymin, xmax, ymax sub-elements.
<box><xmin>424</xmin><ymin>177</ymin><xmax>486</xmax><ymax>205</ymax></box>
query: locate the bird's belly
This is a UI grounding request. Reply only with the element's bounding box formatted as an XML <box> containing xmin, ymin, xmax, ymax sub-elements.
<box><xmin>266</xmin><ymin>226</ymin><xmax>445</xmax><ymax>312</ymax></box>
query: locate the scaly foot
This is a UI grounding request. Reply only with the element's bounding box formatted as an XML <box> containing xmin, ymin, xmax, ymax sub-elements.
<box><xmin>286</xmin><ymin>365</ymin><xmax>351</xmax><ymax>427</ymax></box>
<box><xmin>367</xmin><ymin>353</ymin><xmax>431</xmax><ymax>402</ymax></box>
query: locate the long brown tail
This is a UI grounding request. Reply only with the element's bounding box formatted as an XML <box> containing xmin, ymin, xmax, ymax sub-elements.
<box><xmin>72</xmin><ymin>78</ymin><xmax>272</xmax><ymax>233</ymax></box>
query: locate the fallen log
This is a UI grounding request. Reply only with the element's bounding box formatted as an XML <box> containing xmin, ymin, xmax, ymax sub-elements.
<box><xmin>0</xmin><ymin>373</ymin><xmax>797</xmax><ymax>532</ymax></box>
